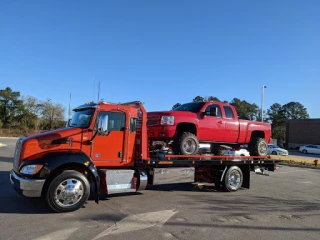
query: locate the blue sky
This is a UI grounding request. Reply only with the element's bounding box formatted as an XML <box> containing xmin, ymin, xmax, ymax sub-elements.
<box><xmin>1</xmin><ymin>0</ymin><xmax>319</xmax><ymax>118</ymax></box>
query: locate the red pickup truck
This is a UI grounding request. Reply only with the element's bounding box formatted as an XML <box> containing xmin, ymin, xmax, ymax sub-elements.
<box><xmin>146</xmin><ymin>101</ymin><xmax>271</xmax><ymax>156</ymax></box>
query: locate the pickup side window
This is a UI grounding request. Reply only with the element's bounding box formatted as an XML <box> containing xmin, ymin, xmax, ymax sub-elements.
<box><xmin>204</xmin><ymin>104</ymin><xmax>222</xmax><ymax>118</ymax></box>
<box><xmin>223</xmin><ymin>106</ymin><xmax>234</xmax><ymax>119</ymax></box>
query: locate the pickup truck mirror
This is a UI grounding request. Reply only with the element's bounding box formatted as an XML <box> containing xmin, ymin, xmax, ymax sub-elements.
<box><xmin>98</xmin><ymin>115</ymin><xmax>109</xmax><ymax>135</ymax></box>
<box><xmin>209</xmin><ymin>107</ymin><xmax>218</xmax><ymax>117</ymax></box>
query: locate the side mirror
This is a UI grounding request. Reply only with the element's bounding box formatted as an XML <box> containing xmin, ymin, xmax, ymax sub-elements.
<box><xmin>66</xmin><ymin>119</ymin><xmax>72</xmax><ymax>127</ymax></box>
<box><xmin>201</xmin><ymin>112</ymin><xmax>208</xmax><ymax>118</ymax></box>
<box><xmin>98</xmin><ymin>115</ymin><xmax>109</xmax><ymax>135</ymax></box>
<box><xmin>209</xmin><ymin>107</ymin><xmax>218</xmax><ymax>117</ymax></box>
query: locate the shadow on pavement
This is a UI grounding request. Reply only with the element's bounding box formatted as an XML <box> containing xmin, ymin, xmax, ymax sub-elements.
<box><xmin>0</xmin><ymin>171</ymin><xmax>107</xmax><ymax>214</ymax></box>
<box><xmin>0</xmin><ymin>171</ymin><xmax>52</xmax><ymax>214</ymax></box>
<box><xmin>0</xmin><ymin>157</ymin><xmax>13</xmax><ymax>163</ymax></box>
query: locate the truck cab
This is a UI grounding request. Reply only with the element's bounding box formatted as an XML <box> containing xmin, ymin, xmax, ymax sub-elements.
<box><xmin>10</xmin><ymin>101</ymin><xmax>149</xmax><ymax>212</ymax></box>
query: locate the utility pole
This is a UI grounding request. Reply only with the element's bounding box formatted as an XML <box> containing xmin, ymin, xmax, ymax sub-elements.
<box><xmin>261</xmin><ymin>85</ymin><xmax>267</xmax><ymax>122</ymax></box>
<box><xmin>97</xmin><ymin>80</ymin><xmax>100</xmax><ymax>102</ymax></box>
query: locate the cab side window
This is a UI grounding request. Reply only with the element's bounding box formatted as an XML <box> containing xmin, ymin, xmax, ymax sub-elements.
<box><xmin>96</xmin><ymin>112</ymin><xmax>126</xmax><ymax>131</ymax></box>
<box><xmin>204</xmin><ymin>104</ymin><xmax>222</xmax><ymax>117</ymax></box>
<box><xmin>130</xmin><ymin>118</ymin><xmax>137</xmax><ymax>132</ymax></box>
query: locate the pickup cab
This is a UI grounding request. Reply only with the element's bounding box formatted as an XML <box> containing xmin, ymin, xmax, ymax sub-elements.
<box><xmin>146</xmin><ymin>101</ymin><xmax>271</xmax><ymax>156</ymax></box>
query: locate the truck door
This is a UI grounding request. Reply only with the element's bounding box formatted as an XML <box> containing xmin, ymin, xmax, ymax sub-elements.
<box><xmin>222</xmin><ymin>105</ymin><xmax>239</xmax><ymax>143</ymax></box>
<box><xmin>91</xmin><ymin>111</ymin><xmax>126</xmax><ymax>165</ymax></box>
<box><xmin>198</xmin><ymin>104</ymin><xmax>225</xmax><ymax>141</ymax></box>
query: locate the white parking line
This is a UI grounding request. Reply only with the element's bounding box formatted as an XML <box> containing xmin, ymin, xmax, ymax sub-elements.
<box><xmin>92</xmin><ymin>209</ymin><xmax>177</xmax><ymax>239</ymax></box>
<box><xmin>34</xmin><ymin>227</ymin><xmax>79</xmax><ymax>240</ymax></box>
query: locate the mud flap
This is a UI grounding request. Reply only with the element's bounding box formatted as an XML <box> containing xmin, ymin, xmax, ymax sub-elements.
<box><xmin>240</xmin><ymin>165</ymin><xmax>250</xmax><ymax>189</ymax></box>
<box><xmin>88</xmin><ymin>163</ymin><xmax>100</xmax><ymax>204</ymax></box>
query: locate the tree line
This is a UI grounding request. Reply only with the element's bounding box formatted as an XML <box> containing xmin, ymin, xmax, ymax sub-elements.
<box><xmin>1</xmin><ymin>87</ymin><xmax>310</xmax><ymax>145</ymax></box>
<box><xmin>172</xmin><ymin>95</ymin><xmax>309</xmax><ymax>145</ymax></box>
<box><xmin>0</xmin><ymin>87</ymin><xmax>66</xmax><ymax>131</ymax></box>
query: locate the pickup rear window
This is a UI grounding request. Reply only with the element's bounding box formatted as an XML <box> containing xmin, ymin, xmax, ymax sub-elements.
<box><xmin>223</xmin><ymin>106</ymin><xmax>234</xmax><ymax>118</ymax></box>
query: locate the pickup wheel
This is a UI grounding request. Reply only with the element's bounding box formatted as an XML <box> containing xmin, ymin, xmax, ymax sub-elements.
<box><xmin>222</xmin><ymin>166</ymin><xmax>243</xmax><ymax>192</ymax></box>
<box><xmin>249</xmin><ymin>137</ymin><xmax>268</xmax><ymax>156</ymax></box>
<box><xmin>173</xmin><ymin>132</ymin><xmax>200</xmax><ymax>155</ymax></box>
<box><xmin>45</xmin><ymin>170</ymin><xmax>90</xmax><ymax>213</ymax></box>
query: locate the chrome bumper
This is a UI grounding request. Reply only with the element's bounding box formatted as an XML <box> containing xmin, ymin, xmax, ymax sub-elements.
<box><xmin>10</xmin><ymin>170</ymin><xmax>45</xmax><ymax>197</ymax></box>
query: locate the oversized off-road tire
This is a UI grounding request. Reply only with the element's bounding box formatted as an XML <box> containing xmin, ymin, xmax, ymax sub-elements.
<box><xmin>222</xmin><ymin>166</ymin><xmax>243</xmax><ymax>192</ymax></box>
<box><xmin>249</xmin><ymin>137</ymin><xmax>268</xmax><ymax>156</ymax></box>
<box><xmin>45</xmin><ymin>170</ymin><xmax>90</xmax><ymax>213</ymax></box>
<box><xmin>173</xmin><ymin>132</ymin><xmax>200</xmax><ymax>155</ymax></box>
<box><xmin>210</xmin><ymin>144</ymin><xmax>226</xmax><ymax>156</ymax></box>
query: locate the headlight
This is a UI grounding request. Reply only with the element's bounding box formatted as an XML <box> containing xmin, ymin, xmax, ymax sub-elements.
<box><xmin>20</xmin><ymin>164</ymin><xmax>43</xmax><ymax>175</ymax></box>
<box><xmin>160</xmin><ymin>116</ymin><xmax>174</xmax><ymax>125</ymax></box>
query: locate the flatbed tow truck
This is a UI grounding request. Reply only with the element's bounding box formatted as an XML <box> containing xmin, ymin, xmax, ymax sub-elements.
<box><xmin>10</xmin><ymin>101</ymin><xmax>280</xmax><ymax>212</ymax></box>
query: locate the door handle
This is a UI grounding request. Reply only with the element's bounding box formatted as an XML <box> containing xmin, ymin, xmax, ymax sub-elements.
<box><xmin>218</xmin><ymin>121</ymin><xmax>223</xmax><ymax>124</ymax></box>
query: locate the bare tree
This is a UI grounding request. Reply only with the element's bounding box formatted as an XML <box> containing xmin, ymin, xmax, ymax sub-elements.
<box><xmin>40</xmin><ymin>99</ymin><xmax>66</xmax><ymax>130</ymax></box>
<box><xmin>20</xmin><ymin>96</ymin><xmax>41</xmax><ymax>130</ymax></box>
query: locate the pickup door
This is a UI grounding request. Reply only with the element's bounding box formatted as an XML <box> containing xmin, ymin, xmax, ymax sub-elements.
<box><xmin>222</xmin><ymin>105</ymin><xmax>239</xmax><ymax>143</ymax></box>
<box><xmin>198</xmin><ymin>103</ymin><xmax>225</xmax><ymax>142</ymax></box>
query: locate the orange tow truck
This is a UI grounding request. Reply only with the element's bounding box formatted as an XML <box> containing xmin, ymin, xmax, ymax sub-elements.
<box><xmin>10</xmin><ymin>101</ymin><xmax>279</xmax><ymax>212</ymax></box>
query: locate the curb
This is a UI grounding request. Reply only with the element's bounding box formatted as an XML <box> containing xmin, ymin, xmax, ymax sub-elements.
<box><xmin>278</xmin><ymin>163</ymin><xmax>320</xmax><ymax>170</ymax></box>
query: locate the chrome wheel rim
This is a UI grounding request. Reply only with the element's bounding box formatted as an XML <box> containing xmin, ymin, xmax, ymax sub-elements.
<box><xmin>182</xmin><ymin>139</ymin><xmax>196</xmax><ymax>154</ymax></box>
<box><xmin>228</xmin><ymin>170</ymin><xmax>241</xmax><ymax>188</ymax></box>
<box><xmin>259</xmin><ymin>143</ymin><xmax>267</xmax><ymax>155</ymax></box>
<box><xmin>54</xmin><ymin>178</ymin><xmax>84</xmax><ymax>207</ymax></box>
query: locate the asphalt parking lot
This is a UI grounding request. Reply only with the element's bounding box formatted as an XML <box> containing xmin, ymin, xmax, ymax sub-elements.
<box><xmin>0</xmin><ymin>138</ymin><xmax>319</xmax><ymax>240</ymax></box>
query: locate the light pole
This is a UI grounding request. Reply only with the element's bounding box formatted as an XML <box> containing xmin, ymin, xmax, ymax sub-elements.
<box><xmin>261</xmin><ymin>85</ymin><xmax>267</xmax><ymax>122</ymax></box>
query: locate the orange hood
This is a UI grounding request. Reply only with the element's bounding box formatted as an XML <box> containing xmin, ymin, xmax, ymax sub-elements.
<box><xmin>20</xmin><ymin>127</ymin><xmax>84</xmax><ymax>161</ymax></box>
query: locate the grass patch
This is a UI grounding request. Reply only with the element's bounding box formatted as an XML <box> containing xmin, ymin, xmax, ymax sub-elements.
<box><xmin>270</xmin><ymin>155</ymin><xmax>320</xmax><ymax>168</ymax></box>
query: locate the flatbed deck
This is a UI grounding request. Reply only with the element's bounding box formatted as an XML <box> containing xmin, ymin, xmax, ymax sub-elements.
<box><xmin>136</xmin><ymin>155</ymin><xmax>280</xmax><ymax>168</ymax></box>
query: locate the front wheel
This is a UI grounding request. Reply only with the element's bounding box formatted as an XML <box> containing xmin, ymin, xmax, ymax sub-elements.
<box><xmin>45</xmin><ymin>170</ymin><xmax>90</xmax><ymax>213</ymax></box>
<box><xmin>173</xmin><ymin>132</ymin><xmax>199</xmax><ymax>155</ymax></box>
<box><xmin>222</xmin><ymin>166</ymin><xmax>243</xmax><ymax>192</ymax></box>
<box><xmin>302</xmin><ymin>149</ymin><xmax>308</xmax><ymax>154</ymax></box>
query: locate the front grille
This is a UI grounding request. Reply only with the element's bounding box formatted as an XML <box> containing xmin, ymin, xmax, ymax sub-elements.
<box><xmin>137</xmin><ymin>115</ymin><xmax>161</xmax><ymax>126</ymax></box>
<box><xmin>147</xmin><ymin>120</ymin><xmax>159</xmax><ymax>126</ymax></box>
<box><xmin>13</xmin><ymin>138</ymin><xmax>22</xmax><ymax>168</ymax></box>
<box><xmin>147</xmin><ymin>115</ymin><xmax>160</xmax><ymax>126</ymax></box>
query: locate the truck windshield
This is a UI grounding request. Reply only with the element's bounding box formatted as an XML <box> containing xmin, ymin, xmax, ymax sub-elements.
<box><xmin>172</xmin><ymin>102</ymin><xmax>206</xmax><ymax>113</ymax></box>
<box><xmin>70</xmin><ymin>109</ymin><xmax>94</xmax><ymax>128</ymax></box>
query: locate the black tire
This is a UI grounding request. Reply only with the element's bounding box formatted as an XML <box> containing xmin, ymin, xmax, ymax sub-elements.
<box><xmin>249</xmin><ymin>137</ymin><xmax>268</xmax><ymax>156</ymax></box>
<box><xmin>302</xmin><ymin>149</ymin><xmax>308</xmax><ymax>154</ymax></box>
<box><xmin>222</xmin><ymin>166</ymin><xmax>243</xmax><ymax>192</ymax></box>
<box><xmin>45</xmin><ymin>170</ymin><xmax>90</xmax><ymax>213</ymax></box>
<box><xmin>210</xmin><ymin>144</ymin><xmax>226</xmax><ymax>156</ymax></box>
<box><xmin>272</xmin><ymin>151</ymin><xmax>277</xmax><ymax>155</ymax></box>
<box><xmin>173</xmin><ymin>132</ymin><xmax>199</xmax><ymax>155</ymax></box>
